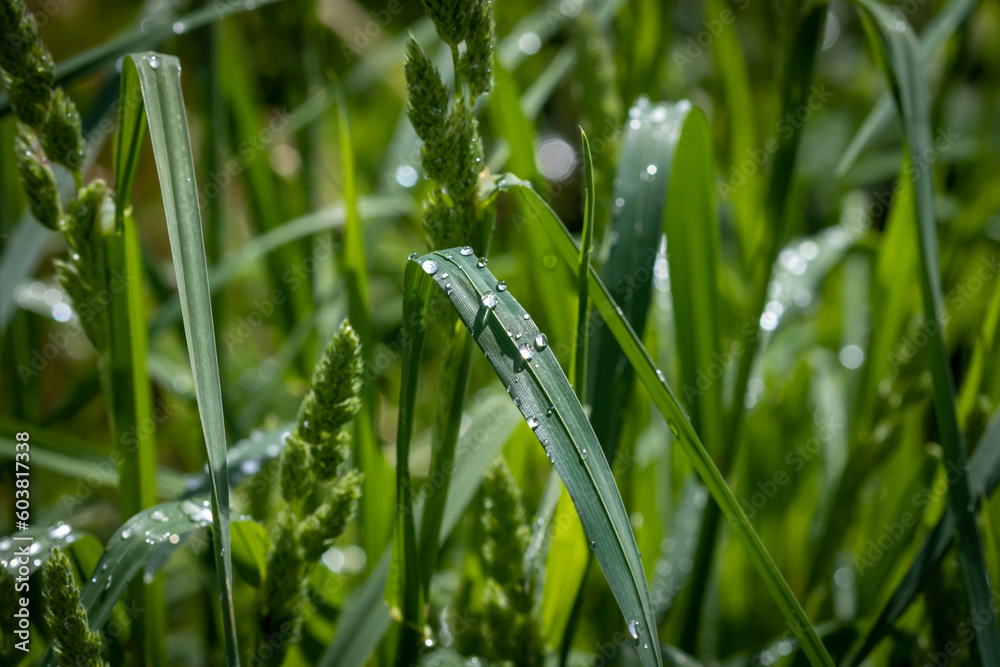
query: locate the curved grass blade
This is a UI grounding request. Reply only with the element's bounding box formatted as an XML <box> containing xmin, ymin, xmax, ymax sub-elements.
<box><xmin>845</xmin><ymin>406</ymin><xmax>1000</xmax><ymax>665</ymax></box>
<box><xmin>844</xmin><ymin>1</ymin><xmax>1000</xmax><ymax>661</ymax></box>
<box><xmin>119</xmin><ymin>52</ymin><xmax>240</xmax><ymax>666</ymax></box>
<box><xmin>834</xmin><ymin>0</ymin><xmax>978</xmax><ymax>177</ymax></box>
<box><xmin>408</xmin><ymin>249</ymin><xmax>663</xmax><ymax>667</ymax></box>
<box><xmin>498</xmin><ymin>178</ymin><xmax>835</xmax><ymax>667</ymax></box>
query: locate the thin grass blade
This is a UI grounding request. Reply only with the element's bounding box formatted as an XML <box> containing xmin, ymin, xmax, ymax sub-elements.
<box><xmin>119</xmin><ymin>52</ymin><xmax>240</xmax><ymax>666</ymax></box>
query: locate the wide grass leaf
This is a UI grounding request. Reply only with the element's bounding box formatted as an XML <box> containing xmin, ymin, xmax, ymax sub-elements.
<box><xmin>498</xmin><ymin>177</ymin><xmax>835</xmax><ymax>667</ymax></box>
<box><xmin>408</xmin><ymin>249</ymin><xmax>662</xmax><ymax>667</ymax></box>
<box><xmin>118</xmin><ymin>52</ymin><xmax>240</xmax><ymax>666</ymax></box>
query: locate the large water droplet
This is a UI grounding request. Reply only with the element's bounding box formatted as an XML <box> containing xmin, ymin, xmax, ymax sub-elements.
<box><xmin>481</xmin><ymin>292</ymin><xmax>498</xmax><ymax>309</ymax></box>
<box><xmin>460</xmin><ymin>246</ymin><xmax>474</xmax><ymax>256</ymax></box>
<box><xmin>527</xmin><ymin>416</ymin><xmax>540</xmax><ymax>429</ymax></box>
<box><xmin>408</xmin><ymin>251</ymin><xmax>419</xmax><ymax>261</ymax></box>
<box><xmin>421</xmin><ymin>259</ymin><xmax>439</xmax><ymax>274</ymax></box>
<box><xmin>496</xmin><ymin>280</ymin><xmax>507</xmax><ymax>292</ymax></box>
<box><xmin>627</xmin><ymin>619</ymin><xmax>641</xmax><ymax>643</ymax></box>
<box><xmin>477</xmin><ymin>257</ymin><xmax>488</xmax><ymax>268</ymax></box>
<box><xmin>519</xmin><ymin>344</ymin><xmax>534</xmax><ymax>361</ymax></box>
<box><xmin>535</xmin><ymin>334</ymin><xmax>547</xmax><ymax>350</ymax></box>
<box><xmin>148</xmin><ymin>55</ymin><xmax>159</xmax><ymax>69</ymax></box>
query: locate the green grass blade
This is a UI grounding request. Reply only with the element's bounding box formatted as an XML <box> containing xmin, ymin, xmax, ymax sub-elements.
<box><xmin>120</xmin><ymin>52</ymin><xmax>240</xmax><ymax>666</ymax></box>
<box><xmin>101</xmin><ymin>210</ymin><xmax>166</xmax><ymax>664</ymax></box>
<box><xmin>649</xmin><ymin>104</ymin><xmax>724</xmax><ymax>650</ymax></box>
<box><xmin>417</xmin><ymin>331</ymin><xmax>474</xmax><ymax>593</ymax></box>
<box><xmin>585</xmin><ymin>98</ymin><xmax>680</xmax><ymax>462</ymax></box>
<box><xmin>499</xmin><ymin>178</ymin><xmax>835</xmax><ymax>667</ymax></box>
<box><xmin>846</xmin><ymin>1</ymin><xmax>1000</xmax><ymax>661</ymax></box>
<box><xmin>334</xmin><ymin>79</ymin><xmax>395</xmax><ymax>568</ymax></box>
<box><xmin>834</xmin><ymin>0</ymin><xmax>978</xmax><ymax>177</ymax></box>
<box><xmin>112</xmin><ymin>70</ymin><xmax>167</xmax><ymax>665</ymax></box>
<box><xmin>573</xmin><ymin>130</ymin><xmax>596</xmax><ymax>397</ymax></box>
<box><xmin>845</xmin><ymin>405</ymin><xmax>1000</xmax><ymax>665</ymax></box>
<box><xmin>409</xmin><ymin>249</ymin><xmax>663</xmax><ymax>667</ymax></box>
<box><xmin>389</xmin><ymin>259</ymin><xmax>436</xmax><ymax>664</ymax></box>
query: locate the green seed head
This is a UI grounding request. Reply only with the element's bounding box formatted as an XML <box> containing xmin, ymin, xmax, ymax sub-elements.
<box><xmin>4</xmin><ymin>28</ymin><xmax>54</xmax><ymax>128</ymax></box>
<box><xmin>296</xmin><ymin>320</ymin><xmax>363</xmax><ymax>443</ymax></box>
<box><xmin>42</xmin><ymin>88</ymin><xmax>85</xmax><ymax>171</ymax></box>
<box><xmin>422</xmin><ymin>186</ymin><xmax>471</xmax><ymax>251</ymax></box>
<box><xmin>0</xmin><ymin>2</ymin><xmax>35</xmax><ymax>77</ymax></box>
<box><xmin>56</xmin><ymin>179</ymin><xmax>109</xmax><ymax>350</ymax></box>
<box><xmin>480</xmin><ymin>459</ymin><xmax>531</xmax><ymax>601</ymax></box>
<box><xmin>404</xmin><ymin>38</ymin><xmax>450</xmax><ymax>144</ymax></box>
<box><xmin>312</xmin><ymin>429</ymin><xmax>350</xmax><ymax>482</ymax></box>
<box><xmin>261</xmin><ymin>511</ymin><xmax>306</xmax><ymax>667</ymax></box>
<box><xmin>459</xmin><ymin>0</ymin><xmax>494</xmax><ymax>97</ymax></box>
<box><xmin>42</xmin><ymin>549</ymin><xmax>106</xmax><ymax>667</ymax></box>
<box><xmin>420</xmin><ymin>0</ymin><xmax>471</xmax><ymax>47</ymax></box>
<box><xmin>280</xmin><ymin>432</ymin><xmax>314</xmax><ymax>503</ymax></box>
<box><xmin>14</xmin><ymin>122</ymin><xmax>61</xmax><ymax>230</ymax></box>
<box><xmin>298</xmin><ymin>469</ymin><xmax>363</xmax><ymax>560</ymax></box>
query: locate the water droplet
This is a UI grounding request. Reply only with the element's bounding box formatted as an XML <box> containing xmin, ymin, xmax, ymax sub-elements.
<box><xmin>496</xmin><ymin>280</ymin><xmax>507</xmax><ymax>292</ymax></box>
<box><xmin>535</xmin><ymin>334</ymin><xmax>547</xmax><ymax>350</ymax></box>
<box><xmin>408</xmin><ymin>252</ymin><xmax>419</xmax><ymax>261</ymax></box>
<box><xmin>477</xmin><ymin>257</ymin><xmax>488</xmax><ymax>268</ymax></box>
<box><xmin>546</xmin><ymin>406</ymin><xmax>555</xmax><ymax>417</ymax></box>
<box><xmin>148</xmin><ymin>55</ymin><xmax>159</xmax><ymax>69</ymax></box>
<box><xmin>627</xmin><ymin>619</ymin><xmax>641</xmax><ymax>644</ymax></box>
<box><xmin>481</xmin><ymin>292</ymin><xmax>498</xmax><ymax>309</ymax></box>
<box><xmin>121</xmin><ymin>527</ymin><xmax>133</xmax><ymax>540</ymax></box>
<box><xmin>668</xmin><ymin>420</ymin><xmax>680</xmax><ymax>438</ymax></box>
<box><xmin>513</xmin><ymin>397</ymin><xmax>521</xmax><ymax>407</ymax></box>
<box><xmin>460</xmin><ymin>246</ymin><xmax>474</xmax><ymax>256</ymax></box>
<box><xmin>580</xmin><ymin>447</ymin><xmax>588</xmax><ymax>459</ymax></box>
<box><xmin>522</xmin><ymin>313</ymin><xmax>531</xmax><ymax>320</ymax></box>
<box><xmin>48</xmin><ymin>523</ymin><xmax>71</xmax><ymax>539</ymax></box>
<box><xmin>519</xmin><ymin>344</ymin><xmax>535</xmax><ymax>361</ymax></box>
<box><xmin>172</xmin><ymin>20</ymin><xmax>186</xmax><ymax>34</ymax></box>
<box><xmin>527</xmin><ymin>416</ymin><xmax>540</xmax><ymax>429</ymax></box>
<box><xmin>589</xmin><ymin>540</ymin><xmax>596</xmax><ymax>550</ymax></box>
<box><xmin>421</xmin><ymin>259</ymin><xmax>439</xmax><ymax>274</ymax></box>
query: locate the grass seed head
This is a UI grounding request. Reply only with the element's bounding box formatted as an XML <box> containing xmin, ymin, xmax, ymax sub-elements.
<box><xmin>14</xmin><ymin>122</ymin><xmax>61</xmax><ymax>230</ymax></box>
<box><xmin>42</xmin><ymin>549</ymin><xmax>107</xmax><ymax>667</ymax></box>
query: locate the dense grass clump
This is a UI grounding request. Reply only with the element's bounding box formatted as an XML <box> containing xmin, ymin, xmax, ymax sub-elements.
<box><xmin>1</xmin><ymin>0</ymin><xmax>999</xmax><ymax>665</ymax></box>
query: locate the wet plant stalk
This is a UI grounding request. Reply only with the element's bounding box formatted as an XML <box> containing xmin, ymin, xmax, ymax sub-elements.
<box><xmin>102</xmin><ymin>207</ymin><xmax>164</xmax><ymax>666</ymax></box>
